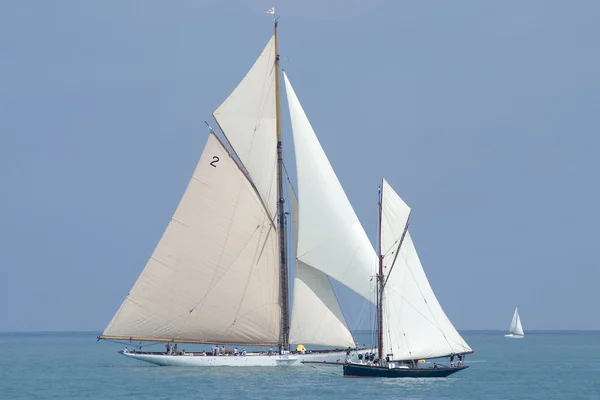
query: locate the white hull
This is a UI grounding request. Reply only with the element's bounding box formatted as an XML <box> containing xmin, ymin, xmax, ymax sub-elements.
<box><xmin>504</xmin><ymin>334</ymin><xmax>524</xmax><ymax>339</ymax></box>
<box><xmin>121</xmin><ymin>349</ymin><xmax>370</xmax><ymax>367</ymax></box>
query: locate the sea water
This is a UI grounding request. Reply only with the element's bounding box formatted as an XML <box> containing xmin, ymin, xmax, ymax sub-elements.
<box><xmin>1</xmin><ymin>331</ymin><xmax>599</xmax><ymax>399</ymax></box>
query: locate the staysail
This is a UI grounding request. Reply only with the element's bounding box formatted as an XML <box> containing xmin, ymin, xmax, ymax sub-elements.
<box><xmin>101</xmin><ymin>133</ymin><xmax>281</xmax><ymax>345</ymax></box>
<box><xmin>213</xmin><ymin>36</ymin><xmax>278</xmax><ymax>217</ymax></box>
<box><xmin>287</xmin><ymin>184</ymin><xmax>355</xmax><ymax>348</ymax></box>
<box><xmin>508</xmin><ymin>307</ymin><xmax>524</xmax><ymax>336</ymax></box>
<box><xmin>283</xmin><ymin>72</ymin><xmax>378</xmax><ymax>303</ymax></box>
<box><xmin>380</xmin><ymin>180</ymin><xmax>472</xmax><ymax>360</ymax></box>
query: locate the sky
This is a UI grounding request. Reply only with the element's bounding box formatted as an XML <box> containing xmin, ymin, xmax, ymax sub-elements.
<box><xmin>1</xmin><ymin>0</ymin><xmax>599</xmax><ymax>332</ymax></box>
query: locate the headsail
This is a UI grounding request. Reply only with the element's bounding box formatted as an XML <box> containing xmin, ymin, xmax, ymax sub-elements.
<box><xmin>101</xmin><ymin>133</ymin><xmax>281</xmax><ymax>345</ymax></box>
<box><xmin>288</xmin><ymin>184</ymin><xmax>355</xmax><ymax>348</ymax></box>
<box><xmin>283</xmin><ymin>72</ymin><xmax>378</xmax><ymax>303</ymax></box>
<box><xmin>508</xmin><ymin>307</ymin><xmax>524</xmax><ymax>336</ymax></box>
<box><xmin>380</xmin><ymin>180</ymin><xmax>472</xmax><ymax>360</ymax></box>
<box><xmin>213</xmin><ymin>36</ymin><xmax>278</xmax><ymax>217</ymax></box>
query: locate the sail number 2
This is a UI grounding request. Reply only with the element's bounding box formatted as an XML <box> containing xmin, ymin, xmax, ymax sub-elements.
<box><xmin>210</xmin><ymin>156</ymin><xmax>219</xmax><ymax>168</ymax></box>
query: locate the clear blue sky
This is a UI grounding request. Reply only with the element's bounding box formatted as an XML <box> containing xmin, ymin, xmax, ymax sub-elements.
<box><xmin>1</xmin><ymin>1</ymin><xmax>599</xmax><ymax>332</ymax></box>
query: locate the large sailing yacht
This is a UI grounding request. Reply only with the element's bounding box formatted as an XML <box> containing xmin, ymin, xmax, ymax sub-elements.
<box><xmin>97</xmin><ymin>22</ymin><xmax>378</xmax><ymax>367</ymax></box>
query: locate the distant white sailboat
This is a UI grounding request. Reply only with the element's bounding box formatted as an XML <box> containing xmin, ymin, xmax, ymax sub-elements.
<box><xmin>97</xmin><ymin>21</ymin><xmax>375</xmax><ymax>367</ymax></box>
<box><xmin>504</xmin><ymin>307</ymin><xmax>524</xmax><ymax>339</ymax></box>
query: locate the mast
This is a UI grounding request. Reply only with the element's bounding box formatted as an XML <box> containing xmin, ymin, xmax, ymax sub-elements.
<box><xmin>377</xmin><ymin>182</ymin><xmax>384</xmax><ymax>364</ymax></box>
<box><xmin>274</xmin><ymin>20</ymin><xmax>290</xmax><ymax>351</ymax></box>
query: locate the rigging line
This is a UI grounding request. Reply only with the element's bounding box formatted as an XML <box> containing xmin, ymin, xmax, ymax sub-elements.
<box><xmin>229</xmin><ymin>221</ymin><xmax>278</xmax><ymax>332</ymax></box>
<box><xmin>229</xmin><ymin>226</ymin><xmax>276</xmax><ymax>331</ymax></box>
<box><xmin>397</xmin><ymin>249</ymin><xmax>459</xmax><ymax>352</ymax></box>
<box><xmin>187</xmin><ymin>223</ymin><xmax>265</xmax><ymax>315</ymax></box>
<box><xmin>189</xmin><ymin>166</ymin><xmax>246</xmax><ymax>312</ymax></box>
<box><xmin>370</xmin><ymin>277</ymin><xmax>377</xmax><ymax>351</ymax></box>
<box><xmin>101</xmin><ymin>338</ymin><xmax>163</xmax><ymax>350</ymax></box>
<box><xmin>385</xmin><ymin>284</ymin><xmax>445</xmax><ymax>333</ymax></box>
<box><xmin>248</xmin><ymin>61</ymin><xmax>278</xmax><ymax>213</ymax></box>
<box><xmin>382</xmin><ymin>211</ymin><xmax>411</xmax><ymax>290</ymax></box>
<box><xmin>224</xmin><ymin>301</ymin><xmax>281</xmax><ymax>333</ymax></box>
<box><xmin>326</xmin><ymin>274</ymin><xmax>355</xmax><ymax>344</ymax></box>
<box><xmin>385</xmin><ymin>283</ymin><xmax>464</xmax><ymax>350</ymax></box>
<box><xmin>307</xmin><ymin>364</ymin><xmax>341</xmax><ymax>377</ymax></box>
<box><xmin>209</xmin><ymin>128</ymin><xmax>277</xmax><ymax>227</ymax></box>
<box><xmin>350</xmin><ymin>294</ymin><xmax>369</xmax><ymax>334</ymax></box>
<box><xmin>282</xmin><ymin>162</ymin><xmax>297</xmax><ymax>197</ymax></box>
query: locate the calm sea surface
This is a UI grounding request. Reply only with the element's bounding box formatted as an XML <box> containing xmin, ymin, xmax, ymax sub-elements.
<box><xmin>1</xmin><ymin>331</ymin><xmax>599</xmax><ymax>399</ymax></box>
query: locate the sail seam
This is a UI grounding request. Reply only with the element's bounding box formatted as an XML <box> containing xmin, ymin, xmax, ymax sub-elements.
<box><xmin>188</xmin><ymin>223</ymin><xmax>263</xmax><ymax>315</ymax></box>
<box><xmin>401</xmin><ymin>252</ymin><xmax>462</xmax><ymax>352</ymax></box>
<box><xmin>385</xmin><ymin>283</ymin><xmax>469</xmax><ymax>352</ymax></box>
<box><xmin>227</xmin><ymin>223</ymin><xmax>277</xmax><ymax>334</ymax></box>
<box><xmin>190</xmin><ymin>154</ymin><xmax>247</xmax><ymax>316</ymax></box>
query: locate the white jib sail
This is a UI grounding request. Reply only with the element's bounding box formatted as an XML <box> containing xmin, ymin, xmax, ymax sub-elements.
<box><xmin>509</xmin><ymin>307</ymin><xmax>524</xmax><ymax>336</ymax></box>
<box><xmin>288</xmin><ymin>184</ymin><xmax>355</xmax><ymax>348</ymax></box>
<box><xmin>283</xmin><ymin>72</ymin><xmax>378</xmax><ymax>303</ymax></box>
<box><xmin>213</xmin><ymin>36</ymin><xmax>277</xmax><ymax>217</ymax></box>
<box><xmin>381</xmin><ymin>181</ymin><xmax>472</xmax><ymax>360</ymax></box>
<box><xmin>102</xmin><ymin>133</ymin><xmax>281</xmax><ymax>345</ymax></box>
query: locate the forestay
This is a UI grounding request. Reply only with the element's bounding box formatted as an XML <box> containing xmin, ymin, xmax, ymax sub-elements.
<box><xmin>283</xmin><ymin>72</ymin><xmax>378</xmax><ymax>303</ymax></box>
<box><xmin>102</xmin><ymin>134</ymin><xmax>281</xmax><ymax>345</ymax></box>
<box><xmin>381</xmin><ymin>181</ymin><xmax>472</xmax><ymax>360</ymax></box>
<box><xmin>213</xmin><ymin>36</ymin><xmax>278</xmax><ymax>217</ymax></box>
<box><xmin>287</xmin><ymin>184</ymin><xmax>355</xmax><ymax>348</ymax></box>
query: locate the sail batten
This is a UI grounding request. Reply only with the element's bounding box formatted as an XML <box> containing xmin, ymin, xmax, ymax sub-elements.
<box><xmin>283</xmin><ymin>72</ymin><xmax>378</xmax><ymax>304</ymax></box>
<box><xmin>102</xmin><ymin>133</ymin><xmax>281</xmax><ymax>345</ymax></box>
<box><xmin>380</xmin><ymin>180</ymin><xmax>472</xmax><ymax>361</ymax></box>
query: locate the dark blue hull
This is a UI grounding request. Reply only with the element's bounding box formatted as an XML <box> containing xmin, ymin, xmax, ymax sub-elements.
<box><xmin>343</xmin><ymin>363</ymin><xmax>468</xmax><ymax>378</ymax></box>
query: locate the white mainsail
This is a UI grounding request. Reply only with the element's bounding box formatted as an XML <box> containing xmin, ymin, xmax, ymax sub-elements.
<box><xmin>288</xmin><ymin>184</ymin><xmax>355</xmax><ymax>348</ymax></box>
<box><xmin>283</xmin><ymin>72</ymin><xmax>379</xmax><ymax>303</ymax></box>
<box><xmin>508</xmin><ymin>307</ymin><xmax>524</xmax><ymax>336</ymax></box>
<box><xmin>380</xmin><ymin>180</ymin><xmax>472</xmax><ymax>360</ymax></box>
<box><xmin>213</xmin><ymin>36</ymin><xmax>278</xmax><ymax>217</ymax></box>
<box><xmin>102</xmin><ymin>133</ymin><xmax>281</xmax><ymax>345</ymax></box>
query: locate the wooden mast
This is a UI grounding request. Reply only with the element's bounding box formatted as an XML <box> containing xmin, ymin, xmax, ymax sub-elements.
<box><xmin>377</xmin><ymin>181</ymin><xmax>384</xmax><ymax>364</ymax></box>
<box><xmin>274</xmin><ymin>19</ymin><xmax>290</xmax><ymax>352</ymax></box>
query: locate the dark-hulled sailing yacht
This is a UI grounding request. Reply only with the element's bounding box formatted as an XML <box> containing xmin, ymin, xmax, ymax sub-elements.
<box><xmin>342</xmin><ymin>180</ymin><xmax>473</xmax><ymax>378</ymax></box>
